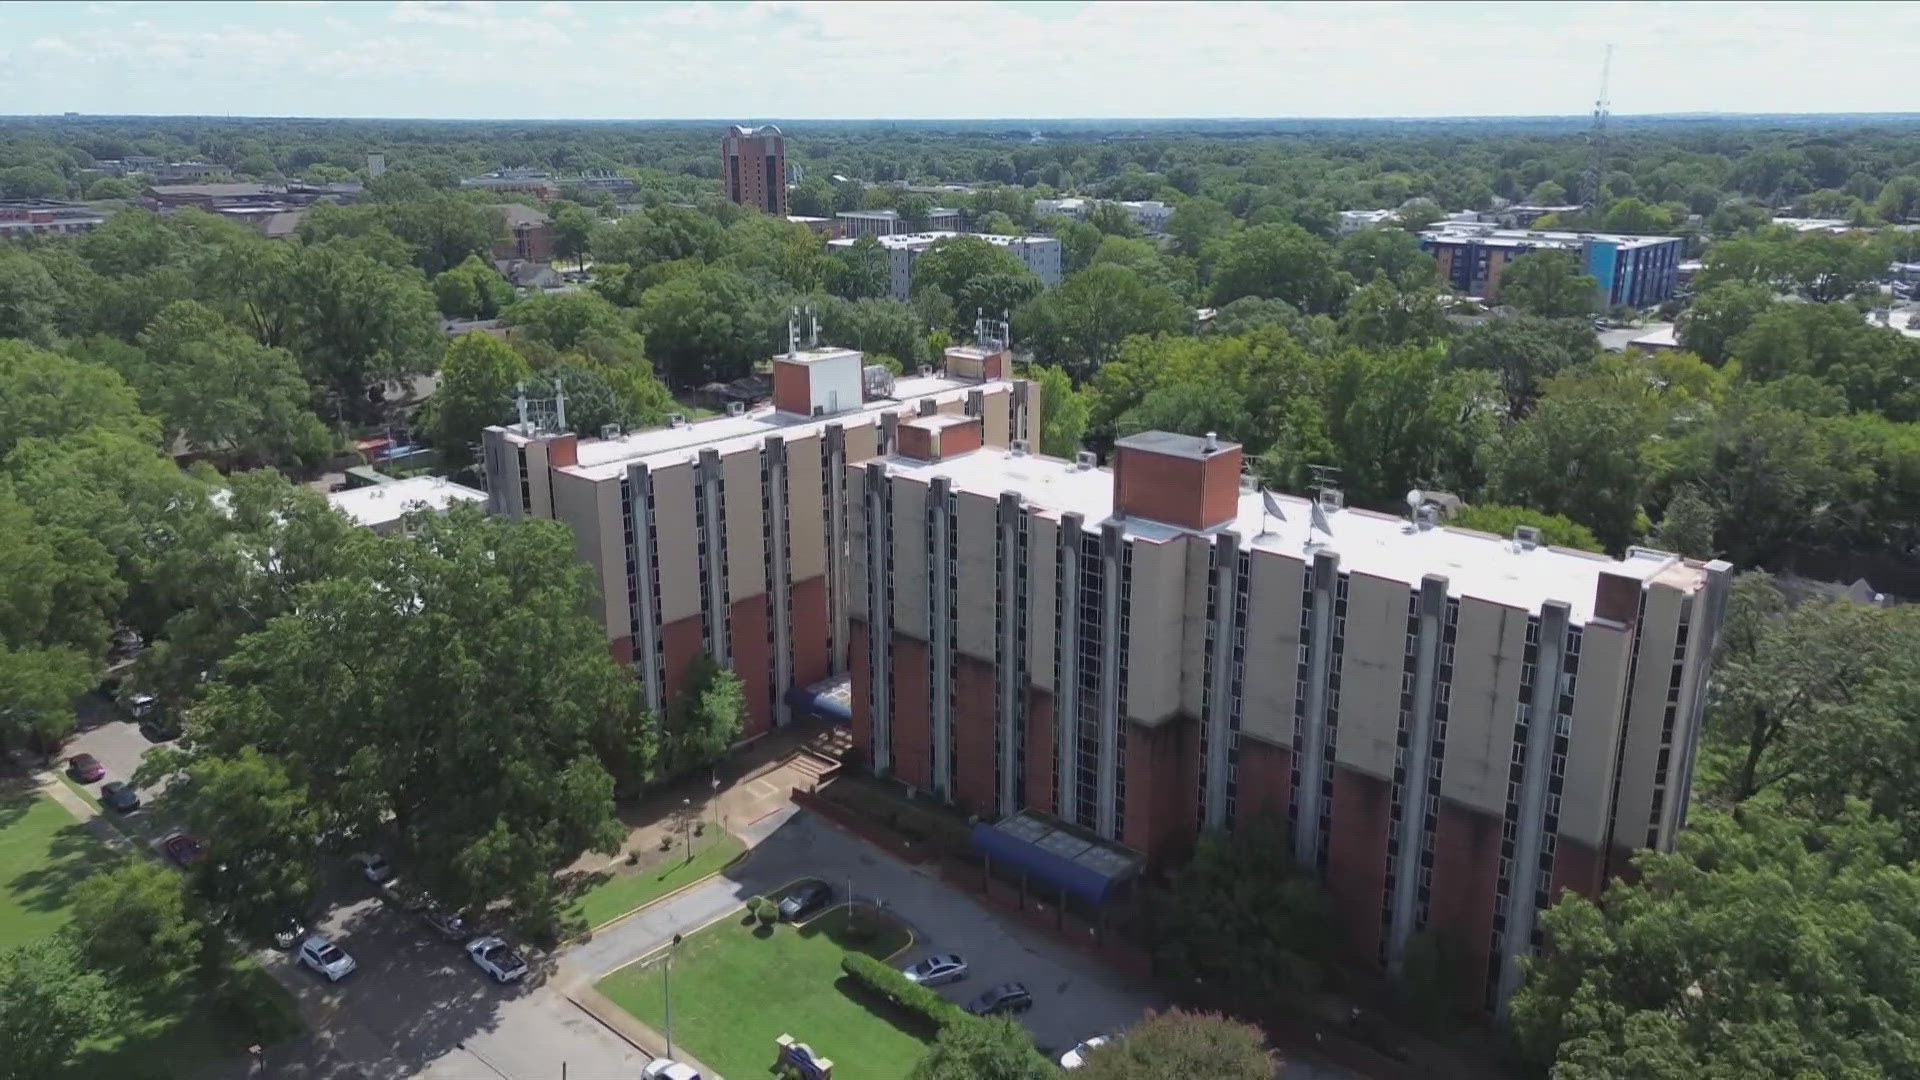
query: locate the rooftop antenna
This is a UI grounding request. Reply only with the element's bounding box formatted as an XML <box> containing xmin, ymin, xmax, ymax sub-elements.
<box><xmin>808</xmin><ymin>305</ymin><xmax>820</xmax><ymax>349</ymax></box>
<box><xmin>1258</xmin><ymin>488</ymin><xmax>1288</xmax><ymax>538</ymax></box>
<box><xmin>514</xmin><ymin>382</ymin><xmax>530</xmax><ymax>430</ymax></box>
<box><xmin>1582</xmin><ymin>44</ymin><xmax>1613</xmax><ymax>213</ymax></box>
<box><xmin>973</xmin><ymin>307</ymin><xmax>988</xmax><ymax>346</ymax></box>
<box><xmin>787</xmin><ymin>307</ymin><xmax>800</xmax><ymax>358</ymax></box>
<box><xmin>1000</xmin><ymin>310</ymin><xmax>1012</xmax><ymax>350</ymax></box>
<box><xmin>552</xmin><ymin>377</ymin><xmax>567</xmax><ymax>433</ymax></box>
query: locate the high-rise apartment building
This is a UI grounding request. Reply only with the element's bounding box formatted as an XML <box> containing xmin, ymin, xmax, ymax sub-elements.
<box><xmin>721</xmin><ymin>124</ymin><xmax>787</xmax><ymax>216</ymax></box>
<box><xmin>844</xmin><ymin>431</ymin><xmax>1731</xmax><ymax>1014</ymax></box>
<box><xmin>481</xmin><ymin>342</ymin><xmax>1035</xmax><ymax>737</ymax></box>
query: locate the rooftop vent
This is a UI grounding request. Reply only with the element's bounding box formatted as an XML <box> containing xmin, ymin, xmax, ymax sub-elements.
<box><xmin>1073</xmin><ymin>450</ymin><xmax>1097</xmax><ymax>471</ymax></box>
<box><xmin>600</xmin><ymin>423</ymin><xmax>622</xmax><ymax>440</ymax></box>
<box><xmin>1009</xmin><ymin>438</ymin><xmax>1029</xmax><ymax>457</ymax></box>
<box><xmin>1318</xmin><ymin>488</ymin><xmax>1344</xmax><ymax>511</ymax></box>
<box><xmin>1415</xmin><ymin>505</ymin><xmax>1438</xmax><ymax>530</ymax></box>
<box><xmin>1203</xmin><ymin>431</ymin><xmax>1219</xmax><ymax>454</ymax></box>
<box><xmin>1239</xmin><ymin>472</ymin><xmax>1259</xmax><ymax>493</ymax></box>
<box><xmin>1513</xmin><ymin>524</ymin><xmax>1543</xmax><ymax>551</ymax></box>
<box><xmin>727</xmin><ymin>401</ymin><xmax>746</xmax><ymax>417</ymax></box>
<box><xmin>667</xmin><ymin>413</ymin><xmax>686</xmax><ymax>428</ymax></box>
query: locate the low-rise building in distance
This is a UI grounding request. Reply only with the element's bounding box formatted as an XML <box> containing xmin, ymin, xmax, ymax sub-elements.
<box><xmin>827</xmin><ymin>231</ymin><xmax>1063</xmax><ymax>300</ymax></box>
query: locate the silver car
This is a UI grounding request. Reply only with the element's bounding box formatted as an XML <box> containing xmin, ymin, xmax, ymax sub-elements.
<box><xmin>902</xmin><ymin>952</ymin><xmax>969</xmax><ymax>987</ymax></box>
<box><xmin>298</xmin><ymin>935</ymin><xmax>357</xmax><ymax>982</ymax></box>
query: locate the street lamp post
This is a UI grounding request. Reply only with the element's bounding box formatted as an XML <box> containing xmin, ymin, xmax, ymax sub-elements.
<box><xmin>682</xmin><ymin>797</ymin><xmax>692</xmax><ymax>863</ymax></box>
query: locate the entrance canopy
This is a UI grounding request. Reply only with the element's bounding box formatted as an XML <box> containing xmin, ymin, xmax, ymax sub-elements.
<box><xmin>971</xmin><ymin>810</ymin><xmax>1143</xmax><ymax>905</ymax></box>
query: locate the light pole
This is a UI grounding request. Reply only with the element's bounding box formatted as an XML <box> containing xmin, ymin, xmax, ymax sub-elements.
<box><xmin>682</xmin><ymin>798</ymin><xmax>693</xmax><ymax>863</ymax></box>
<box><xmin>664</xmin><ymin>932</ymin><xmax>682</xmax><ymax>1059</ymax></box>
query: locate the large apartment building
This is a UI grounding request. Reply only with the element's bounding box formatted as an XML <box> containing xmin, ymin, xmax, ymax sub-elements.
<box><xmin>1420</xmin><ymin>222</ymin><xmax>1684</xmax><ymax>308</ymax></box>
<box><xmin>845</xmin><ymin>431</ymin><xmax>1731</xmax><ymax>1014</ymax></box>
<box><xmin>825</xmin><ymin>231</ymin><xmax>1064</xmax><ymax>301</ymax></box>
<box><xmin>481</xmin><ymin>343</ymin><xmax>1036</xmax><ymax>738</ymax></box>
<box><xmin>721</xmin><ymin>124</ymin><xmax>787</xmax><ymax>216</ymax></box>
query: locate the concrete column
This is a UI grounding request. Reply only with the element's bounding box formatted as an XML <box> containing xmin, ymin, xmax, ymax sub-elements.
<box><xmin>1053</xmin><ymin>513</ymin><xmax>1084</xmax><ymax>825</ymax></box>
<box><xmin>824</xmin><ymin>425</ymin><xmax>848</xmax><ymax>676</ymax></box>
<box><xmin>695</xmin><ymin>447</ymin><xmax>729</xmax><ymax>667</ymax></box>
<box><xmin>995</xmin><ymin>492</ymin><xmax>1024</xmax><ymax>819</ymax></box>
<box><xmin>1293</xmin><ymin>550</ymin><xmax>1341</xmax><ymax>871</ymax></box>
<box><xmin>1094</xmin><ymin>522</ymin><xmax>1124</xmax><ymax>840</ymax></box>
<box><xmin>763</xmin><ymin>436</ymin><xmax>793</xmax><ymax>727</ymax></box>
<box><xmin>626</xmin><ymin>462</ymin><xmax>665</xmax><ymax>719</ymax></box>
<box><xmin>1496</xmin><ymin>600</ymin><xmax>1571</xmax><ymax>1019</ymax></box>
<box><xmin>1669</xmin><ymin>559</ymin><xmax>1734</xmax><ymax>838</ymax></box>
<box><xmin>1386</xmin><ymin>574</ymin><xmax>1449</xmax><ymax>976</ymax></box>
<box><xmin>862</xmin><ymin>462</ymin><xmax>893</xmax><ymax>775</ymax></box>
<box><xmin>928</xmin><ymin>477</ymin><xmax>954</xmax><ymax>798</ymax></box>
<box><xmin>1201</xmin><ymin>532</ymin><xmax>1241</xmax><ymax>829</ymax></box>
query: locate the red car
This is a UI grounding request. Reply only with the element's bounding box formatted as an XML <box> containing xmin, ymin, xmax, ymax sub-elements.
<box><xmin>162</xmin><ymin>833</ymin><xmax>207</xmax><ymax>867</ymax></box>
<box><xmin>67</xmin><ymin>754</ymin><xmax>105</xmax><ymax>783</ymax></box>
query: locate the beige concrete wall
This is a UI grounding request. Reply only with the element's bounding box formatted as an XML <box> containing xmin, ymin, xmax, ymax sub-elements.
<box><xmin>1442</xmin><ymin>597</ymin><xmax>1528</xmax><ymax>818</ymax></box>
<box><xmin>845</xmin><ymin>466</ymin><xmax>870</xmax><ymax>615</ymax></box>
<box><xmin>1026</xmin><ymin>515</ymin><xmax>1058</xmax><ymax>691</ymax></box>
<box><xmin>547</xmin><ymin>470</ymin><xmax>621</xmax><ymax>638</ymax></box>
<box><xmin>721</xmin><ymin>447</ymin><xmax>765</xmax><ymax>600</ymax></box>
<box><xmin>982</xmin><ymin>387</ymin><xmax>1011</xmax><ymax>446</ymax></box>
<box><xmin>1333</xmin><ymin>572</ymin><xmax>1411</xmax><ymax>781</ymax></box>
<box><xmin>844</xmin><ymin>420</ymin><xmax>880</xmax><ymax>464</ymax></box>
<box><xmin>953</xmin><ymin>492</ymin><xmax>997</xmax><ymax>662</ymax></box>
<box><xmin>1240</xmin><ymin>549</ymin><xmax>1304</xmax><ymax>747</ymax></box>
<box><xmin>1124</xmin><ymin>537</ymin><xmax>1190</xmax><ymax>724</ymax></box>
<box><xmin>889</xmin><ymin>476</ymin><xmax>930</xmax><ymax>640</ymax></box>
<box><xmin>937</xmin><ymin>397</ymin><xmax>965</xmax><ymax>417</ymax></box>
<box><xmin>1611</xmin><ymin>583</ymin><xmax>1683</xmax><ymax>849</ymax></box>
<box><xmin>787</xmin><ymin>435</ymin><xmax>827</xmax><ymax>581</ymax></box>
<box><xmin>523</xmin><ymin>440</ymin><xmax>552</xmax><ymax>519</ymax></box>
<box><xmin>1562</xmin><ymin>622</ymin><xmax>1632</xmax><ymax>849</ymax></box>
<box><xmin>1178</xmin><ymin>541</ymin><xmax>1211</xmax><ymax>721</ymax></box>
<box><xmin>651</xmin><ymin>461</ymin><xmax>701</xmax><ymax>624</ymax></box>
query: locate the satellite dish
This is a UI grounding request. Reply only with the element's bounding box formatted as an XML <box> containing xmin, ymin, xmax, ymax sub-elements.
<box><xmin>1406</xmin><ymin>488</ymin><xmax>1424</xmax><ymax>509</ymax></box>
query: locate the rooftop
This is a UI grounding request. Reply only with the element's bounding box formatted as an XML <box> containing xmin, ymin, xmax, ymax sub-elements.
<box><xmin>902</xmin><ymin>413</ymin><xmax>977</xmax><ymax>431</ymax></box>
<box><xmin>1421</xmin><ymin>223</ymin><xmax>1680</xmax><ymax>249</ymax></box>
<box><xmin>827</xmin><ymin>230</ymin><xmax>1057</xmax><ymax>251</ymax></box>
<box><xmin>878</xmin><ymin>447</ymin><xmax>1705</xmax><ymax>622</ymax></box>
<box><xmin>774</xmin><ymin>346</ymin><xmax>860</xmax><ymax>367</ymax></box>
<box><xmin>1115</xmin><ymin>430</ymin><xmax>1236</xmax><ymax>461</ymax></box>
<box><xmin>538</xmin><ymin>372</ymin><xmax>987</xmax><ymax>481</ymax></box>
<box><xmin>327</xmin><ymin>476</ymin><xmax>487</xmax><ymax>529</ymax></box>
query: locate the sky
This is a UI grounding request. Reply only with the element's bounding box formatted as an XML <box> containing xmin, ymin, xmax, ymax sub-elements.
<box><xmin>3</xmin><ymin>1</ymin><xmax>1918</xmax><ymax>121</ymax></box>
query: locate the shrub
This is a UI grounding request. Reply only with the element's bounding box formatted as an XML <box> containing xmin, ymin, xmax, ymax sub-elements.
<box><xmin>752</xmin><ymin>896</ymin><xmax>778</xmax><ymax>926</ymax></box>
<box><xmin>841</xmin><ymin>953</ymin><xmax>971</xmax><ymax>1030</ymax></box>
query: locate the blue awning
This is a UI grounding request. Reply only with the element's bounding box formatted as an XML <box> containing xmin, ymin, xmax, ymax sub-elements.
<box><xmin>784</xmin><ymin>686</ymin><xmax>852</xmax><ymax>724</ymax></box>
<box><xmin>971</xmin><ymin>822</ymin><xmax>1116</xmax><ymax>905</ymax></box>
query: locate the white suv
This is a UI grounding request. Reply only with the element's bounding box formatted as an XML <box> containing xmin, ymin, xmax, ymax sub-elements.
<box><xmin>298</xmin><ymin>935</ymin><xmax>357</xmax><ymax>982</ymax></box>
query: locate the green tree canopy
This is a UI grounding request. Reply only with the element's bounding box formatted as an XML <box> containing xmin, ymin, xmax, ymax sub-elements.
<box><xmin>1014</xmin><ymin>263</ymin><xmax>1186</xmax><ymax>380</ymax></box>
<box><xmin>69</xmin><ymin>861</ymin><xmax>203</xmax><ymax>992</ymax></box>
<box><xmin>908</xmin><ymin>1016</ymin><xmax>1055</xmax><ymax>1080</ymax></box>
<box><xmin>1447</xmin><ymin>502</ymin><xmax>1603</xmax><ymax>552</ymax></box>
<box><xmin>0</xmin><ymin>935</ymin><xmax>119</xmax><ymax>1080</ymax></box>
<box><xmin>135</xmin><ymin>300</ymin><xmax>332</xmax><ymax>470</ymax></box>
<box><xmin>429</xmin><ymin>331</ymin><xmax>532</xmax><ymax>469</ymax></box>
<box><xmin>1497</xmin><ymin>249</ymin><xmax>1599</xmax><ymax>318</ymax></box>
<box><xmin>0</xmin><ymin>339</ymin><xmax>156</xmax><ymax>457</ymax></box>
<box><xmin>910</xmin><ymin>235</ymin><xmax>1043</xmax><ymax>332</ymax></box>
<box><xmin>1031</xmin><ymin>364</ymin><xmax>1089</xmax><ymax>458</ymax></box>
<box><xmin>1208</xmin><ymin>221</ymin><xmax>1349</xmax><ymax>313</ymax></box>
<box><xmin>1078</xmin><ymin>1009</ymin><xmax>1276</xmax><ymax>1080</ymax></box>
<box><xmin>1444</xmin><ymin>315</ymin><xmax>1597</xmax><ymax>418</ymax></box>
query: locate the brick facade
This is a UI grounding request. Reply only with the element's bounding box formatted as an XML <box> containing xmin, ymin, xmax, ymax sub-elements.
<box><xmin>1326</xmin><ymin>766</ymin><xmax>1394</xmax><ymax>961</ymax></box>
<box><xmin>951</xmin><ymin>654</ymin><xmax>999</xmax><ymax>816</ymax></box>
<box><xmin>728</xmin><ymin>592</ymin><xmax>773</xmax><ymax>738</ymax></box>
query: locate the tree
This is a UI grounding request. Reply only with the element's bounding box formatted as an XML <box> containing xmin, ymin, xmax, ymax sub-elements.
<box><xmin>1152</xmin><ymin>813</ymin><xmax>1332</xmax><ymax>1005</ymax></box>
<box><xmin>912</xmin><ymin>236</ymin><xmax>1042</xmax><ymax>333</ymax></box>
<box><xmin>909</xmin><ymin>1016</ymin><xmax>1055</xmax><ymax>1080</ymax></box>
<box><xmin>1676</xmin><ymin>280</ymin><xmax>1776</xmax><ymax>365</ymax></box>
<box><xmin>1497</xmin><ymin>249</ymin><xmax>1598</xmax><ymax>318</ymax></box>
<box><xmin>1166</xmin><ymin>197</ymin><xmax>1235</xmax><ymax>261</ymax></box>
<box><xmin>1333</xmin><ymin>227</ymin><xmax>1438</xmax><ymax>289</ymax></box>
<box><xmin>1652</xmin><ymin>484</ymin><xmax>1717</xmax><ymax>559</ymax></box>
<box><xmin>724</xmin><ymin>213</ymin><xmax>830</xmax><ymax>293</ymax></box>
<box><xmin>0</xmin><ymin>936</ymin><xmax>118</xmax><ymax>1080</ymax></box>
<box><xmin>813</xmin><ymin>295</ymin><xmax>930</xmax><ymax>368</ymax></box>
<box><xmin>283</xmin><ymin>242</ymin><xmax>442</xmax><ymax>422</ymax></box>
<box><xmin>1447</xmin><ymin>503</ymin><xmax>1603</xmax><ymax>553</ymax></box>
<box><xmin>432</xmin><ymin>254</ymin><xmax>514</xmax><ymax>319</ymax></box>
<box><xmin>1013</xmin><ymin>264</ymin><xmax>1186</xmax><ymax>380</ymax></box>
<box><xmin>0</xmin><ymin>246</ymin><xmax>64</xmax><ymax>344</ymax></box>
<box><xmin>1510</xmin><ymin>803</ymin><xmax>1920</xmax><ymax>1079</ymax></box>
<box><xmin>1598</xmin><ymin>197</ymin><xmax>1676</xmax><ymax>235</ymax></box>
<box><xmin>636</xmin><ymin>267</ymin><xmax>780</xmax><ymax>387</ymax></box>
<box><xmin>135</xmin><ymin>300</ymin><xmax>332</xmax><ymax>470</ymax></box>
<box><xmin>591</xmin><ymin>205</ymin><xmax>726</xmax><ymax>269</ymax></box>
<box><xmin>184</xmin><ymin>507</ymin><xmax>635</xmax><ymax>937</ymax></box>
<box><xmin>1877</xmin><ymin>175</ymin><xmax>1920</xmax><ymax>223</ymax></box>
<box><xmin>1087</xmin><ymin>200</ymin><xmax>1141</xmax><ymax>238</ymax></box>
<box><xmin>84</xmin><ymin>176</ymin><xmax>138</xmax><ymax>200</ymax></box>
<box><xmin>1483</xmin><ymin>372</ymin><xmax>1653</xmax><ymax>552</ymax></box>
<box><xmin>0</xmin><ymin>339</ymin><xmax>156</xmax><ymax>458</ymax></box>
<box><xmin>1445</xmin><ymin>315</ymin><xmax>1598</xmax><ymax>418</ymax></box>
<box><xmin>69</xmin><ymin>861</ymin><xmax>202</xmax><ymax>991</ymax></box>
<box><xmin>827</xmin><ymin>235</ymin><xmax>890</xmax><ymax>300</ymax></box>
<box><xmin>430</xmin><ymin>332</ymin><xmax>532</xmax><ymax>469</ymax></box>
<box><xmin>1729</xmin><ymin>301</ymin><xmax>1920</xmax><ymax>420</ymax></box>
<box><xmin>1077</xmin><ymin>1010</ymin><xmax>1275</xmax><ymax>1080</ymax></box>
<box><xmin>1209</xmin><ymin>222</ymin><xmax>1349</xmax><ymax>313</ymax></box>
<box><xmin>551</xmin><ymin>204</ymin><xmax>596</xmax><ymax>270</ymax></box>
<box><xmin>1051</xmin><ymin>218</ymin><xmax>1106</xmax><ymax>273</ymax></box>
<box><xmin>1337</xmin><ymin>280</ymin><xmax>1448</xmax><ymax>348</ymax></box>
<box><xmin>661</xmin><ymin>653</ymin><xmax>744</xmax><ymax>776</ymax></box>
<box><xmin>1032</xmin><ymin>364</ymin><xmax>1088</xmax><ymax>458</ymax></box>
<box><xmin>169</xmin><ymin>748</ymin><xmax>325</xmax><ymax>940</ymax></box>
<box><xmin>0</xmin><ymin>485</ymin><xmax>121</xmax><ymax>750</ymax></box>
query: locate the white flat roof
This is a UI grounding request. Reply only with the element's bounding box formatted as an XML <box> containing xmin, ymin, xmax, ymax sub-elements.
<box><xmin>551</xmin><ymin>373</ymin><xmax>992</xmax><ymax>481</ymax></box>
<box><xmin>327</xmin><ymin>476</ymin><xmax>486</xmax><ymax>528</ymax></box>
<box><xmin>879</xmin><ymin>448</ymin><xmax>1700</xmax><ymax>622</ymax></box>
<box><xmin>827</xmin><ymin>231</ymin><xmax>1058</xmax><ymax>251</ymax></box>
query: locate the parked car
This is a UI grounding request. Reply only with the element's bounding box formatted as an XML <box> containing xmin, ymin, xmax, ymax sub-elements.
<box><xmin>99</xmin><ymin>781</ymin><xmax>141</xmax><ymax>812</ymax></box>
<box><xmin>351</xmin><ymin>852</ymin><xmax>392</xmax><ymax>884</ymax></box>
<box><xmin>162</xmin><ymin>833</ymin><xmax>207</xmax><ymax>867</ymax></box>
<box><xmin>379</xmin><ymin>877</ymin><xmax>428</xmax><ymax>913</ymax></box>
<box><xmin>138</xmin><ymin>712</ymin><xmax>181</xmax><ymax>742</ymax></box>
<box><xmin>422</xmin><ymin>905</ymin><xmax>468</xmax><ymax>941</ymax></box>
<box><xmin>902</xmin><ymin>953</ymin><xmax>969</xmax><ymax>987</ymax></box>
<box><xmin>298</xmin><ymin>935</ymin><xmax>357</xmax><ymax>982</ymax></box>
<box><xmin>67</xmin><ymin>753</ymin><xmax>105</xmax><ymax>783</ymax></box>
<box><xmin>125</xmin><ymin>693</ymin><xmax>158</xmax><ymax>720</ymax></box>
<box><xmin>273</xmin><ymin>916</ymin><xmax>306</xmax><ymax>950</ymax></box>
<box><xmin>466</xmin><ymin>936</ymin><xmax>529</xmax><ymax>983</ymax></box>
<box><xmin>1060</xmin><ymin>1035</ymin><xmax>1111</xmax><ymax>1069</ymax></box>
<box><xmin>642</xmin><ymin>1059</ymin><xmax>702</xmax><ymax>1080</ymax></box>
<box><xmin>966</xmin><ymin>982</ymin><xmax>1034</xmax><ymax>1017</ymax></box>
<box><xmin>778</xmin><ymin>880</ymin><xmax>833</xmax><ymax>921</ymax></box>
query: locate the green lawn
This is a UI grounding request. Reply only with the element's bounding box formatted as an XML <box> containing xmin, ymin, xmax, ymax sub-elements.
<box><xmin>0</xmin><ymin>783</ymin><xmax>302</xmax><ymax>1076</ymax></box>
<box><xmin>597</xmin><ymin>905</ymin><xmax>929</xmax><ymax>1080</ymax></box>
<box><xmin>571</xmin><ymin>830</ymin><xmax>746</xmax><ymax>930</ymax></box>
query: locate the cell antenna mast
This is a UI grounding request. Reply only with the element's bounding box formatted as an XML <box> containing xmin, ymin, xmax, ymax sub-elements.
<box><xmin>1583</xmin><ymin>44</ymin><xmax>1613</xmax><ymax>212</ymax></box>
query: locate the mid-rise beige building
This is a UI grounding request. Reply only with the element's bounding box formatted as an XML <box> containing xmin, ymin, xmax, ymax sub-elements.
<box><xmin>481</xmin><ymin>343</ymin><xmax>1034</xmax><ymax>738</ymax></box>
<box><xmin>844</xmin><ymin>431</ymin><xmax>1731</xmax><ymax>1015</ymax></box>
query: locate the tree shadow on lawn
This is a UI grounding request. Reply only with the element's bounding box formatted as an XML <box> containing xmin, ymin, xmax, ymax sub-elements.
<box><xmin>828</xmin><ymin>972</ymin><xmax>943</xmax><ymax>1045</ymax></box>
<box><xmin>6</xmin><ymin>821</ymin><xmax>109</xmax><ymax>918</ymax></box>
<box><xmin>796</xmin><ymin>903</ymin><xmax>912</xmax><ymax>962</ymax></box>
<box><xmin>0</xmin><ymin>776</ymin><xmax>39</xmax><ymax>830</ymax></box>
